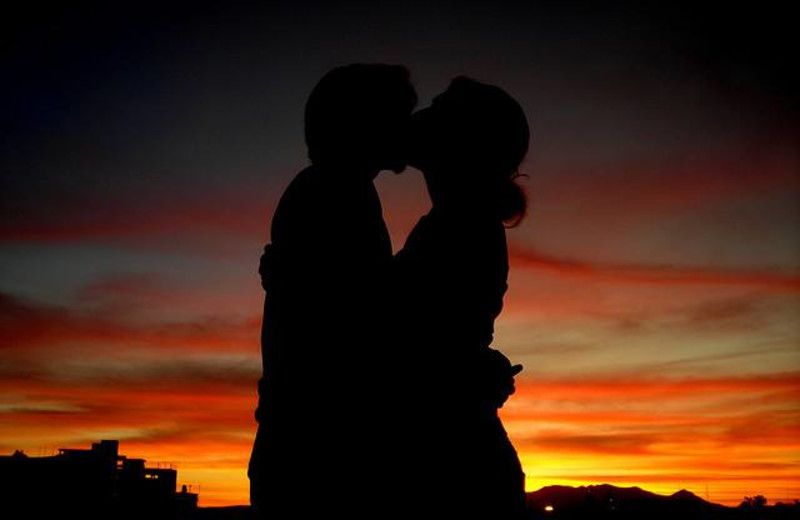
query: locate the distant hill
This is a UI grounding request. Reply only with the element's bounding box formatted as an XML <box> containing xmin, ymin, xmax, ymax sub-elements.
<box><xmin>526</xmin><ymin>484</ymin><xmax>796</xmax><ymax>519</ymax></box>
<box><xmin>194</xmin><ymin>485</ymin><xmax>799</xmax><ymax>520</ymax></box>
<box><xmin>196</xmin><ymin>505</ymin><xmax>253</xmax><ymax>519</ymax></box>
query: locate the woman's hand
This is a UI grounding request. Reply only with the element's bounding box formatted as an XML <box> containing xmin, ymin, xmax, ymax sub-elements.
<box><xmin>475</xmin><ymin>348</ymin><xmax>522</xmax><ymax>409</ymax></box>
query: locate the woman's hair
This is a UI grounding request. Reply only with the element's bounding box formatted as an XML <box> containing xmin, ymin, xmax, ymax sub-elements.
<box><xmin>496</xmin><ymin>172</ymin><xmax>528</xmax><ymax>228</ymax></box>
<box><xmin>442</xmin><ymin>76</ymin><xmax>530</xmax><ymax>227</ymax></box>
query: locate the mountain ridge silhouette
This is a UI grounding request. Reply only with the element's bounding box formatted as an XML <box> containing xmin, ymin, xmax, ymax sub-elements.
<box><xmin>196</xmin><ymin>484</ymin><xmax>798</xmax><ymax>519</ymax></box>
<box><xmin>524</xmin><ymin>483</ymin><xmax>795</xmax><ymax>519</ymax></box>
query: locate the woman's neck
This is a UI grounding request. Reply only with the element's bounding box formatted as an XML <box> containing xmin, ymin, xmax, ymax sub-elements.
<box><xmin>424</xmin><ymin>168</ymin><xmax>494</xmax><ymax>218</ymax></box>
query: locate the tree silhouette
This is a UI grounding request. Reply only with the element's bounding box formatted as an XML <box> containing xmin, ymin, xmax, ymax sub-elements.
<box><xmin>739</xmin><ymin>495</ymin><xmax>768</xmax><ymax>509</ymax></box>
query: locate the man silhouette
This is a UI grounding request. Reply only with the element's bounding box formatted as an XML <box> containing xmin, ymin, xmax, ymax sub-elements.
<box><xmin>248</xmin><ymin>64</ymin><xmax>417</xmax><ymax>518</ymax></box>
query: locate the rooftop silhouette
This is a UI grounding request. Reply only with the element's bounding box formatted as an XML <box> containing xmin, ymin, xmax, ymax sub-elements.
<box><xmin>0</xmin><ymin>440</ymin><xmax>197</xmax><ymax>520</ymax></box>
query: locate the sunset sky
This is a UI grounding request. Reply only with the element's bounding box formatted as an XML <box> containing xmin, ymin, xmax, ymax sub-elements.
<box><xmin>1</xmin><ymin>1</ymin><xmax>798</xmax><ymax>507</ymax></box>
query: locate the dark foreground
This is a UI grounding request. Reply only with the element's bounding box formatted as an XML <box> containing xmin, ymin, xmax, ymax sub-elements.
<box><xmin>196</xmin><ymin>485</ymin><xmax>799</xmax><ymax>520</ymax></box>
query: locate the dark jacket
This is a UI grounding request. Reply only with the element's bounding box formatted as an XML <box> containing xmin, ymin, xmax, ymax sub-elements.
<box><xmin>249</xmin><ymin>164</ymin><xmax>393</xmax><ymax>517</ymax></box>
<box><xmin>392</xmin><ymin>207</ymin><xmax>526</xmax><ymax>519</ymax></box>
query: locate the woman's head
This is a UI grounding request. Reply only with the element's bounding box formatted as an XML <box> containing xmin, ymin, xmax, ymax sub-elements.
<box><xmin>410</xmin><ymin>76</ymin><xmax>530</xmax><ymax>226</ymax></box>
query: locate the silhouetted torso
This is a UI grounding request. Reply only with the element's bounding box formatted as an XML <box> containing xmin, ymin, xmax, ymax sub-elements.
<box><xmin>262</xmin><ymin>164</ymin><xmax>392</xmax><ymax>390</ymax></box>
<box><xmin>395</xmin><ymin>208</ymin><xmax>508</xmax><ymax>404</ymax></box>
<box><xmin>250</xmin><ymin>163</ymin><xmax>393</xmax><ymax>517</ymax></box>
<box><xmin>397</xmin><ymin>208</ymin><xmax>507</xmax><ymax>347</ymax></box>
<box><xmin>393</xmin><ymin>207</ymin><xmax>526</xmax><ymax>518</ymax></box>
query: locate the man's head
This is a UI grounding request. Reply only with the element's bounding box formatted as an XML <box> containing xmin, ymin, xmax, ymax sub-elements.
<box><xmin>305</xmin><ymin>64</ymin><xmax>417</xmax><ymax>174</ymax></box>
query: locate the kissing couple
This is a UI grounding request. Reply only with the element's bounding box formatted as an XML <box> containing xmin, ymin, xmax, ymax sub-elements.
<box><xmin>248</xmin><ymin>63</ymin><xmax>530</xmax><ymax>519</ymax></box>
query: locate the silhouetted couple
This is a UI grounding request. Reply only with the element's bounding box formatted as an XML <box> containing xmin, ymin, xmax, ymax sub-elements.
<box><xmin>248</xmin><ymin>64</ymin><xmax>530</xmax><ymax>519</ymax></box>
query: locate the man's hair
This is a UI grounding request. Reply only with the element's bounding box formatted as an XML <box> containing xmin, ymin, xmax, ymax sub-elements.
<box><xmin>304</xmin><ymin>64</ymin><xmax>417</xmax><ymax>164</ymax></box>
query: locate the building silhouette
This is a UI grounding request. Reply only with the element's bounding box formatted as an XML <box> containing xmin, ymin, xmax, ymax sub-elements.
<box><xmin>0</xmin><ymin>440</ymin><xmax>197</xmax><ymax>519</ymax></box>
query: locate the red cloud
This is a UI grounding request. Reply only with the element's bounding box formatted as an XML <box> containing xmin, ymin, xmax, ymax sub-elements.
<box><xmin>509</xmin><ymin>245</ymin><xmax>800</xmax><ymax>291</ymax></box>
<box><xmin>529</xmin><ymin>149</ymin><xmax>799</xmax><ymax>222</ymax></box>
<box><xmin>509</xmin><ymin>372</ymin><xmax>800</xmax><ymax>401</ymax></box>
<box><xmin>0</xmin><ymin>190</ymin><xmax>273</xmax><ymax>244</ymax></box>
<box><xmin>0</xmin><ymin>291</ymin><xmax>260</xmax><ymax>353</ymax></box>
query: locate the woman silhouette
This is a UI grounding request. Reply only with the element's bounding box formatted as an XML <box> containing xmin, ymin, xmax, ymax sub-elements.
<box><xmin>393</xmin><ymin>76</ymin><xmax>530</xmax><ymax>518</ymax></box>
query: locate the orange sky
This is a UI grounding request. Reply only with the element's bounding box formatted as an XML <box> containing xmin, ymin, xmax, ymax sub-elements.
<box><xmin>1</xmin><ymin>152</ymin><xmax>798</xmax><ymax>506</ymax></box>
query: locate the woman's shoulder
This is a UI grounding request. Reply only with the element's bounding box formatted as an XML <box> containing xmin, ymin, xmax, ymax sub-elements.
<box><xmin>400</xmin><ymin>210</ymin><xmax>508</xmax><ymax>264</ymax></box>
<box><xmin>451</xmin><ymin>211</ymin><xmax>507</xmax><ymax>247</ymax></box>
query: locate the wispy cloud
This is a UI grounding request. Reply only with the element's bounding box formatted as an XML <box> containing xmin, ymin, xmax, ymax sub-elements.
<box><xmin>0</xmin><ymin>290</ymin><xmax>260</xmax><ymax>353</ymax></box>
<box><xmin>510</xmin><ymin>246</ymin><xmax>800</xmax><ymax>291</ymax></box>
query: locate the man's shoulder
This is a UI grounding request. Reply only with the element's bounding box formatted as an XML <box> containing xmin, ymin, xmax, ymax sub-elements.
<box><xmin>284</xmin><ymin>165</ymin><xmax>324</xmax><ymax>196</ymax></box>
<box><xmin>275</xmin><ymin>166</ymin><xmax>327</xmax><ymax>214</ymax></box>
<box><xmin>272</xmin><ymin>164</ymin><xmax>359</xmax><ymax>240</ymax></box>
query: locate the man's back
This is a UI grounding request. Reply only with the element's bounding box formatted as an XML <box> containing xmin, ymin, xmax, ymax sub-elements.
<box><xmin>249</xmin><ymin>62</ymin><xmax>416</xmax><ymax>519</ymax></box>
<box><xmin>252</xmin><ymin>163</ymin><xmax>393</xmax><ymax>516</ymax></box>
<box><xmin>264</xmin><ymin>164</ymin><xmax>392</xmax><ymax>389</ymax></box>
